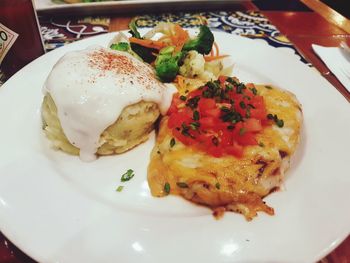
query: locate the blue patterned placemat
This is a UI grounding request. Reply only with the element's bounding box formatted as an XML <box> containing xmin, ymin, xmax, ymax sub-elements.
<box><xmin>1</xmin><ymin>10</ymin><xmax>308</xmax><ymax>86</ymax></box>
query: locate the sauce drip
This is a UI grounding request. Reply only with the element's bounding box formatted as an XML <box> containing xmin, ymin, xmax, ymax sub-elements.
<box><xmin>44</xmin><ymin>46</ymin><xmax>175</xmax><ymax>161</ymax></box>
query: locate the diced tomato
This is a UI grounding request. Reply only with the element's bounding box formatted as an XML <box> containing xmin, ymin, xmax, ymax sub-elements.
<box><xmin>244</xmin><ymin>89</ymin><xmax>254</xmax><ymax>98</ymax></box>
<box><xmin>168</xmin><ymin>112</ymin><xmax>190</xmax><ymax>129</ymax></box>
<box><xmin>233</xmin><ymin>121</ymin><xmax>244</xmax><ymax>133</ymax></box>
<box><xmin>236</xmin><ymin>132</ymin><xmax>257</xmax><ymax>146</ymax></box>
<box><xmin>225</xmin><ymin>142</ymin><xmax>243</xmax><ymax>158</ymax></box>
<box><xmin>198</xmin><ymin>98</ymin><xmax>216</xmax><ymax>112</ymax></box>
<box><xmin>188</xmin><ymin>89</ymin><xmax>202</xmax><ymax>98</ymax></box>
<box><xmin>235</xmin><ymin>105</ymin><xmax>247</xmax><ymax>117</ymax></box>
<box><xmin>261</xmin><ymin>118</ymin><xmax>270</xmax><ymax>126</ymax></box>
<box><xmin>218</xmin><ymin>76</ymin><xmax>228</xmax><ymax>85</ymax></box>
<box><xmin>244</xmin><ymin>118</ymin><xmax>262</xmax><ymax>132</ymax></box>
<box><xmin>167</xmin><ymin>94</ymin><xmax>181</xmax><ymax>115</ymax></box>
<box><xmin>199</xmin><ymin>117</ymin><xmax>216</xmax><ymax>129</ymax></box>
<box><xmin>232</xmin><ymin>93</ymin><xmax>243</xmax><ymax>102</ymax></box>
<box><xmin>251</xmin><ymin>96</ymin><xmax>264</xmax><ymax>108</ymax></box>
<box><xmin>220</xmin><ymin>130</ymin><xmax>233</xmax><ymax>146</ymax></box>
<box><xmin>172</xmin><ymin>128</ymin><xmax>196</xmax><ymax>146</ymax></box>
<box><xmin>181</xmin><ymin>107</ymin><xmax>194</xmax><ymax>119</ymax></box>
<box><xmin>167</xmin><ymin>76</ymin><xmax>270</xmax><ymax>159</ymax></box>
<box><xmin>196</xmin><ymin>133</ymin><xmax>209</xmax><ymax>143</ymax></box>
<box><xmin>207</xmin><ymin>146</ymin><xmax>223</xmax><ymax>158</ymax></box>
<box><xmin>203</xmin><ymin>108</ymin><xmax>221</xmax><ymax>118</ymax></box>
<box><xmin>250</xmin><ymin>108</ymin><xmax>267</xmax><ymax>120</ymax></box>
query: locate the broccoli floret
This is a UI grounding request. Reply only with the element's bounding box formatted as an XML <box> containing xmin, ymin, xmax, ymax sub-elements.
<box><xmin>110</xmin><ymin>42</ymin><xmax>129</xmax><ymax>52</ymax></box>
<box><xmin>155</xmin><ymin>46</ymin><xmax>184</xmax><ymax>82</ymax></box>
<box><xmin>182</xmin><ymin>25</ymin><xmax>214</xmax><ymax>55</ymax></box>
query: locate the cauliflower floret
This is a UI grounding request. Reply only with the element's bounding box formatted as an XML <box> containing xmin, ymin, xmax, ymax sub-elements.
<box><xmin>179</xmin><ymin>50</ymin><xmax>227</xmax><ymax>81</ymax></box>
<box><xmin>179</xmin><ymin>50</ymin><xmax>205</xmax><ymax>78</ymax></box>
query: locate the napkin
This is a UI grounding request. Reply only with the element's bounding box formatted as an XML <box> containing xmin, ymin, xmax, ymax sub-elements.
<box><xmin>312</xmin><ymin>44</ymin><xmax>350</xmax><ymax>92</ymax></box>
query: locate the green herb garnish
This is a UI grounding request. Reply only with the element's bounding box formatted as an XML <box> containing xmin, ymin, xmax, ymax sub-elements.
<box><xmin>276</xmin><ymin>119</ymin><xmax>284</xmax><ymax>128</ymax></box>
<box><xmin>110</xmin><ymin>42</ymin><xmax>129</xmax><ymax>52</ymax></box>
<box><xmin>215</xmin><ymin>182</ymin><xmax>221</xmax><ymax>189</ymax></box>
<box><xmin>190</xmin><ymin>122</ymin><xmax>200</xmax><ymax>130</ymax></box>
<box><xmin>164</xmin><ymin>182</ymin><xmax>171</xmax><ymax>194</ymax></box>
<box><xmin>250</xmin><ymin>87</ymin><xmax>258</xmax><ymax>95</ymax></box>
<box><xmin>116</xmin><ymin>185</ymin><xmax>124</xmax><ymax>192</ymax></box>
<box><xmin>193</xmin><ymin>110</ymin><xmax>200</xmax><ymax>121</ymax></box>
<box><xmin>121</xmin><ymin>169</ymin><xmax>135</xmax><ymax>182</ymax></box>
<box><xmin>267</xmin><ymin>113</ymin><xmax>284</xmax><ymax>128</ymax></box>
<box><xmin>170</xmin><ymin>138</ymin><xmax>176</xmax><ymax>147</ymax></box>
<box><xmin>239</xmin><ymin>101</ymin><xmax>246</xmax><ymax>109</ymax></box>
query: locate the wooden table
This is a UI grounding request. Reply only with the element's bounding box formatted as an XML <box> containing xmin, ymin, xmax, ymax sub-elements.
<box><xmin>0</xmin><ymin>0</ymin><xmax>349</xmax><ymax>262</ymax></box>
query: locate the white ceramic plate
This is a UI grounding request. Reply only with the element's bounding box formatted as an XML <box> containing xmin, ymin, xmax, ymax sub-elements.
<box><xmin>0</xmin><ymin>31</ymin><xmax>349</xmax><ymax>263</ymax></box>
<box><xmin>34</xmin><ymin>0</ymin><xmax>244</xmax><ymax>15</ymax></box>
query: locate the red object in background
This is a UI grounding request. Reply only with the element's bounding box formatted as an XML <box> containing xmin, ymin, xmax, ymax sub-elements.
<box><xmin>0</xmin><ymin>0</ymin><xmax>45</xmax><ymax>78</ymax></box>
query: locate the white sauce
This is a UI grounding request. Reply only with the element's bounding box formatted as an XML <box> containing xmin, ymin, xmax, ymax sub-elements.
<box><xmin>44</xmin><ymin>46</ymin><xmax>176</xmax><ymax>161</ymax></box>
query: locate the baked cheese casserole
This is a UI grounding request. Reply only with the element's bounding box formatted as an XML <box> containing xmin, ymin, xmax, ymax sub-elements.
<box><xmin>148</xmin><ymin>76</ymin><xmax>302</xmax><ymax>220</ymax></box>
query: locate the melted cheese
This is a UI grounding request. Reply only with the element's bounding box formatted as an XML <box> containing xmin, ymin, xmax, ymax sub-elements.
<box><xmin>44</xmin><ymin>46</ymin><xmax>175</xmax><ymax>161</ymax></box>
<box><xmin>148</xmin><ymin>84</ymin><xmax>302</xmax><ymax>220</ymax></box>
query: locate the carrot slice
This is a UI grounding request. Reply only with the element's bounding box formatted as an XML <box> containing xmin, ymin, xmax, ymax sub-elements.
<box><xmin>175</xmin><ymin>75</ymin><xmax>185</xmax><ymax>90</ymax></box>
<box><xmin>129</xmin><ymin>37</ymin><xmax>167</xmax><ymax>50</ymax></box>
<box><xmin>213</xmin><ymin>42</ymin><xmax>219</xmax><ymax>56</ymax></box>
<box><xmin>204</xmin><ymin>55</ymin><xmax>229</xmax><ymax>62</ymax></box>
<box><xmin>172</xmin><ymin>25</ymin><xmax>189</xmax><ymax>52</ymax></box>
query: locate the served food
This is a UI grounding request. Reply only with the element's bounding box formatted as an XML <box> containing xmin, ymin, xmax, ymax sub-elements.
<box><xmin>42</xmin><ymin>46</ymin><xmax>175</xmax><ymax>161</ymax></box>
<box><xmin>148</xmin><ymin>77</ymin><xmax>302</xmax><ymax>220</ymax></box>
<box><xmin>109</xmin><ymin>21</ymin><xmax>231</xmax><ymax>84</ymax></box>
<box><xmin>41</xmin><ymin>21</ymin><xmax>303</xmax><ymax>220</ymax></box>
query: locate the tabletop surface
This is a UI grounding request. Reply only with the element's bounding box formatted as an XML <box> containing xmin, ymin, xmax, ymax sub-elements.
<box><xmin>0</xmin><ymin>0</ymin><xmax>349</xmax><ymax>262</ymax></box>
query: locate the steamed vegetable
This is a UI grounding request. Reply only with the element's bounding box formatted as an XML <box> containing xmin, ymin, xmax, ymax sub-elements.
<box><xmin>110</xmin><ymin>21</ymin><xmax>229</xmax><ymax>82</ymax></box>
<box><xmin>155</xmin><ymin>46</ymin><xmax>184</xmax><ymax>82</ymax></box>
<box><xmin>128</xmin><ymin>20</ymin><xmax>157</xmax><ymax>63</ymax></box>
<box><xmin>110</xmin><ymin>42</ymin><xmax>129</xmax><ymax>52</ymax></box>
<box><xmin>182</xmin><ymin>26</ymin><xmax>214</xmax><ymax>55</ymax></box>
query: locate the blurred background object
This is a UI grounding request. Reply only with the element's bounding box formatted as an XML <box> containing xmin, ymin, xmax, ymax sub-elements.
<box><xmin>0</xmin><ymin>0</ymin><xmax>45</xmax><ymax>80</ymax></box>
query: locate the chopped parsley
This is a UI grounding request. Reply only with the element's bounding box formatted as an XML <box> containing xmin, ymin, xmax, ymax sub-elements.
<box><xmin>121</xmin><ymin>169</ymin><xmax>135</xmax><ymax>182</ymax></box>
<box><xmin>190</xmin><ymin>121</ymin><xmax>200</xmax><ymax>130</ymax></box>
<box><xmin>258</xmin><ymin>142</ymin><xmax>265</xmax><ymax>147</ymax></box>
<box><xmin>179</xmin><ymin>95</ymin><xmax>187</xmax><ymax>101</ymax></box>
<box><xmin>164</xmin><ymin>182</ymin><xmax>171</xmax><ymax>194</ymax></box>
<box><xmin>193</xmin><ymin>110</ymin><xmax>200</xmax><ymax>121</ymax></box>
<box><xmin>267</xmin><ymin>113</ymin><xmax>284</xmax><ymax>128</ymax></box>
<box><xmin>215</xmin><ymin>182</ymin><xmax>221</xmax><ymax>189</ymax></box>
<box><xmin>170</xmin><ymin>138</ymin><xmax>176</xmax><ymax>147</ymax></box>
<box><xmin>250</xmin><ymin>87</ymin><xmax>258</xmax><ymax>95</ymax></box>
<box><xmin>116</xmin><ymin>185</ymin><xmax>124</xmax><ymax>192</ymax></box>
